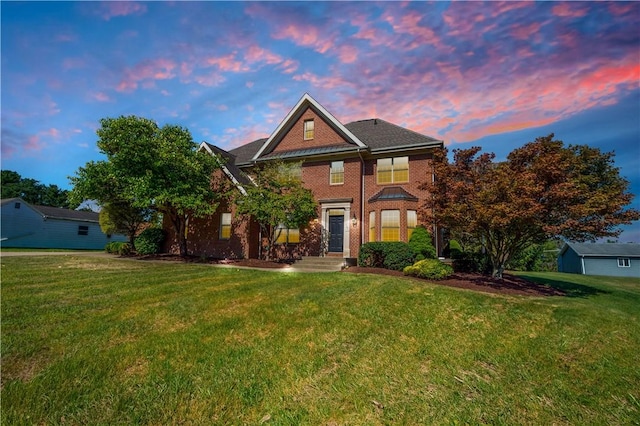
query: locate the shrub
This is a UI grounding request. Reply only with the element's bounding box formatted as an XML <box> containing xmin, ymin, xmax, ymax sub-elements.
<box><xmin>403</xmin><ymin>259</ymin><xmax>454</xmax><ymax>280</ymax></box>
<box><xmin>104</xmin><ymin>241</ymin><xmax>132</xmax><ymax>255</ymax></box>
<box><xmin>444</xmin><ymin>239</ymin><xmax>463</xmax><ymax>259</ymax></box>
<box><xmin>358</xmin><ymin>242</ymin><xmax>415</xmax><ymax>271</ymax></box>
<box><xmin>408</xmin><ymin>226</ymin><xmax>437</xmax><ymax>261</ymax></box>
<box><xmin>135</xmin><ymin>228</ymin><xmax>165</xmax><ymax>255</ymax></box>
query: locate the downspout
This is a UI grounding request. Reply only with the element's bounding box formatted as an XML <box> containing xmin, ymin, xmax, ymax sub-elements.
<box><xmin>358</xmin><ymin>149</ymin><xmax>366</xmax><ymax>247</ymax></box>
<box><xmin>581</xmin><ymin>256</ymin><xmax>586</xmax><ymax>275</ymax></box>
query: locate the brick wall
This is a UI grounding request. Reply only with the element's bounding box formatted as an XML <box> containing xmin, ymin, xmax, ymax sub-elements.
<box><xmin>363</xmin><ymin>153</ymin><xmax>437</xmax><ymax>245</ymax></box>
<box><xmin>273</xmin><ymin>107</ymin><xmax>352</xmax><ymax>154</ymax></box>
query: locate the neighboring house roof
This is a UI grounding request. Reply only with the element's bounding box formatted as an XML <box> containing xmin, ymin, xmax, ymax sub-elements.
<box><xmin>1</xmin><ymin>198</ymin><xmax>99</xmax><ymax>222</ymax></box>
<box><xmin>369</xmin><ymin>187</ymin><xmax>419</xmax><ymax>202</ymax></box>
<box><xmin>560</xmin><ymin>242</ymin><xmax>640</xmax><ymax>257</ymax></box>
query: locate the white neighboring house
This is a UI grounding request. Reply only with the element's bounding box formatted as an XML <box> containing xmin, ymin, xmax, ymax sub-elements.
<box><xmin>1</xmin><ymin>198</ymin><xmax>126</xmax><ymax>250</ymax></box>
<box><xmin>558</xmin><ymin>242</ymin><xmax>640</xmax><ymax>278</ymax></box>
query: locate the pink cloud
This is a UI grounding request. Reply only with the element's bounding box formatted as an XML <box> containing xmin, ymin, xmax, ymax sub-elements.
<box><xmin>245</xmin><ymin>46</ymin><xmax>282</xmax><ymax>65</ymax></box>
<box><xmin>116</xmin><ymin>58</ymin><xmax>177</xmax><ymax>93</ymax></box>
<box><xmin>552</xmin><ymin>3</ymin><xmax>588</xmax><ymax>18</ymax></box>
<box><xmin>194</xmin><ymin>73</ymin><xmax>225</xmax><ymax>87</ymax></box>
<box><xmin>205</xmin><ymin>54</ymin><xmax>248</xmax><ymax>72</ymax></box>
<box><xmin>510</xmin><ymin>22</ymin><xmax>542</xmax><ymax>40</ymax></box>
<box><xmin>97</xmin><ymin>2</ymin><xmax>147</xmax><ymax>21</ymax></box>
<box><xmin>279</xmin><ymin>59</ymin><xmax>299</xmax><ymax>74</ymax></box>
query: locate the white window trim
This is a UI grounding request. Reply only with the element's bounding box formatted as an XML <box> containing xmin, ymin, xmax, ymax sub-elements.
<box><xmin>303</xmin><ymin>119</ymin><xmax>314</xmax><ymax>140</ymax></box>
<box><xmin>330</xmin><ymin>160</ymin><xmax>344</xmax><ymax>185</ymax></box>
<box><xmin>617</xmin><ymin>258</ymin><xmax>631</xmax><ymax>267</ymax></box>
<box><xmin>377</xmin><ymin>156</ymin><xmax>409</xmax><ymax>184</ymax></box>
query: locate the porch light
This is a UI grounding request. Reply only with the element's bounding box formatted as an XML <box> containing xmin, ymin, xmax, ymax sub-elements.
<box><xmin>351</xmin><ymin>214</ymin><xmax>357</xmax><ymax>227</ymax></box>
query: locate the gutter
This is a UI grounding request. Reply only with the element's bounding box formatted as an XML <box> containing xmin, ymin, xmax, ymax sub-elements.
<box><xmin>357</xmin><ymin>148</ymin><xmax>366</xmax><ymax>247</ymax></box>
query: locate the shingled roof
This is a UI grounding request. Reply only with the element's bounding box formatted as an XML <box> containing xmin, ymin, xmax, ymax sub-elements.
<box><xmin>562</xmin><ymin>242</ymin><xmax>640</xmax><ymax>257</ymax></box>
<box><xmin>345</xmin><ymin>119</ymin><xmax>441</xmax><ymax>153</ymax></box>
<box><xmin>1</xmin><ymin>198</ymin><xmax>100</xmax><ymax>222</ymax></box>
<box><xmin>228</xmin><ymin>118</ymin><xmax>442</xmax><ymax>166</ymax></box>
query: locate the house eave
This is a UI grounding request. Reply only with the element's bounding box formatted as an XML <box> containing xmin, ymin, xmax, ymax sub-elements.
<box><xmin>369</xmin><ymin>141</ymin><xmax>444</xmax><ymax>155</ymax></box>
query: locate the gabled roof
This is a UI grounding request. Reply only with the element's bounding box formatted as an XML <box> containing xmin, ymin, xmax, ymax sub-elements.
<box><xmin>226</xmin><ymin>94</ymin><xmax>444</xmax><ymax>166</ymax></box>
<box><xmin>199</xmin><ymin>142</ymin><xmax>252</xmax><ymax>195</ymax></box>
<box><xmin>2</xmin><ymin>198</ymin><xmax>99</xmax><ymax>222</ymax></box>
<box><xmin>369</xmin><ymin>187</ymin><xmax>419</xmax><ymax>202</ymax></box>
<box><xmin>561</xmin><ymin>242</ymin><xmax>640</xmax><ymax>257</ymax></box>
<box><xmin>251</xmin><ymin>93</ymin><xmax>367</xmax><ymax>161</ymax></box>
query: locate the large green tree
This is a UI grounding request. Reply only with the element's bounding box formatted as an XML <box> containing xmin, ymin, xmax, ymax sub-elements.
<box><xmin>1</xmin><ymin>170</ymin><xmax>74</xmax><ymax>208</ymax></box>
<box><xmin>70</xmin><ymin>116</ymin><xmax>222</xmax><ymax>256</ymax></box>
<box><xmin>424</xmin><ymin>134</ymin><xmax>640</xmax><ymax>278</ymax></box>
<box><xmin>235</xmin><ymin>161</ymin><xmax>317</xmax><ymax>260</ymax></box>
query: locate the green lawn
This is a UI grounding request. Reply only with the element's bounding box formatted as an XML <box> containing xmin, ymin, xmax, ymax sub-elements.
<box><xmin>2</xmin><ymin>256</ymin><xmax>639</xmax><ymax>425</ymax></box>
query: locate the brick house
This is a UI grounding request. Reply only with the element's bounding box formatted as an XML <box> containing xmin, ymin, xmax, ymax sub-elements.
<box><xmin>166</xmin><ymin>93</ymin><xmax>444</xmax><ymax>262</ymax></box>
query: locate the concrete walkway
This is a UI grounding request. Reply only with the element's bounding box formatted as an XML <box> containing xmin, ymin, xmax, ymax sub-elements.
<box><xmin>0</xmin><ymin>251</ymin><xmax>113</xmax><ymax>257</ymax></box>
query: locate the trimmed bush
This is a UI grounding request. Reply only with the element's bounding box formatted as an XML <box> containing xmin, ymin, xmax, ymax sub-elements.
<box><xmin>403</xmin><ymin>259</ymin><xmax>454</xmax><ymax>280</ymax></box>
<box><xmin>135</xmin><ymin>228</ymin><xmax>165</xmax><ymax>255</ymax></box>
<box><xmin>408</xmin><ymin>225</ymin><xmax>437</xmax><ymax>261</ymax></box>
<box><xmin>358</xmin><ymin>242</ymin><xmax>415</xmax><ymax>271</ymax></box>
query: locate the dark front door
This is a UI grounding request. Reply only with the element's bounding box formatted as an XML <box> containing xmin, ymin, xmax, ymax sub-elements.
<box><xmin>328</xmin><ymin>215</ymin><xmax>344</xmax><ymax>252</ymax></box>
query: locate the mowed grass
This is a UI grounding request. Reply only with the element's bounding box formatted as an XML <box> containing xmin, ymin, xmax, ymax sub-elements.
<box><xmin>1</xmin><ymin>256</ymin><xmax>639</xmax><ymax>425</ymax></box>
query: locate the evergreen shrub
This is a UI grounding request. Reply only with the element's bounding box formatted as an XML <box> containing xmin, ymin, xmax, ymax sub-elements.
<box><xmin>403</xmin><ymin>259</ymin><xmax>454</xmax><ymax>280</ymax></box>
<box><xmin>358</xmin><ymin>242</ymin><xmax>416</xmax><ymax>271</ymax></box>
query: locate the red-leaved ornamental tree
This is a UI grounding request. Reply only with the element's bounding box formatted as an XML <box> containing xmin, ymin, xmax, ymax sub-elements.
<box><xmin>424</xmin><ymin>134</ymin><xmax>640</xmax><ymax>278</ymax></box>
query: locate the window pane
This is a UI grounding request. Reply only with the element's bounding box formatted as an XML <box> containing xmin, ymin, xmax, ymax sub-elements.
<box><xmin>381</xmin><ymin>210</ymin><xmax>400</xmax><ymax>242</ymax></box>
<box><xmin>220</xmin><ymin>213</ymin><xmax>231</xmax><ymax>239</ymax></box>
<box><xmin>407</xmin><ymin>210</ymin><xmax>417</xmax><ymax>240</ymax></box>
<box><xmin>377</xmin><ymin>158</ymin><xmax>393</xmax><ymax>184</ymax></box>
<box><xmin>330</xmin><ymin>161</ymin><xmax>344</xmax><ymax>184</ymax></box>
<box><xmin>394</xmin><ymin>157</ymin><xmax>409</xmax><ymax>183</ymax></box>
<box><xmin>304</xmin><ymin>120</ymin><xmax>314</xmax><ymax>140</ymax></box>
<box><xmin>276</xmin><ymin>226</ymin><xmax>287</xmax><ymax>244</ymax></box>
<box><xmin>288</xmin><ymin>228</ymin><xmax>300</xmax><ymax>243</ymax></box>
<box><xmin>369</xmin><ymin>211</ymin><xmax>376</xmax><ymax>242</ymax></box>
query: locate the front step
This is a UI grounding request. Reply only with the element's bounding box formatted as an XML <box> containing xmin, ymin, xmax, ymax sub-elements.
<box><xmin>290</xmin><ymin>256</ymin><xmax>345</xmax><ymax>272</ymax></box>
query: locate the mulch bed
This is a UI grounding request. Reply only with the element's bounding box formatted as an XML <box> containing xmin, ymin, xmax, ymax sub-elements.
<box><xmin>129</xmin><ymin>254</ymin><xmax>562</xmax><ymax>297</ymax></box>
<box><xmin>343</xmin><ymin>266</ymin><xmax>564</xmax><ymax>297</ymax></box>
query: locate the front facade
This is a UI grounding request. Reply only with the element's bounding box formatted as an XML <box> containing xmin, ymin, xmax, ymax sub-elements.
<box><xmin>558</xmin><ymin>242</ymin><xmax>640</xmax><ymax>278</ymax></box>
<box><xmin>0</xmin><ymin>198</ymin><xmax>127</xmax><ymax>250</ymax></box>
<box><xmin>168</xmin><ymin>94</ymin><xmax>444</xmax><ymax>261</ymax></box>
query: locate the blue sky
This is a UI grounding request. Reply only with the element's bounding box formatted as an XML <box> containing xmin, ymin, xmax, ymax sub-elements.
<box><xmin>2</xmin><ymin>1</ymin><xmax>639</xmax><ymax>241</ymax></box>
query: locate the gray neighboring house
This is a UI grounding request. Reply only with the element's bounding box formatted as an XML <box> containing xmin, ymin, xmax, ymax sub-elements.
<box><xmin>558</xmin><ymin>242</ymin><xmax>640</xmax><ymax>278</ymax></box>
<box><xmin>1</xmin><ymin>198</ymin><xmax>127</xmax><ymax>250</ymax></box>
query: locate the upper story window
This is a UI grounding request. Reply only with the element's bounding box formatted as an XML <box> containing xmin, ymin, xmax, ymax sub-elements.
<box><xmin>377</xmin><ymin>156</ymin><xmax>409</xmax><ymax>184</ymax></box>
<box><xmin>14</xmin><ymin>202</ymin><xmax>21</xmax><ymax>209</ymax></box>
<box><xmin>78</xmin><ymin>225</ymin><xmax>89</xmax><ymax>236</ymax></box>
<box><xmin>618</xmin><ymin>258</ymin><xmax>631</xmax><ymax>267</ymax></box>
<box><xmin>330</xmin><ymin>161</ymin><xmax>344</xmax><ymax>185</ymax></box>
<box><xmin>220</xmin><ymin>212</ymin><xmax>231</xmax><ymax>240</ymax></box>
<box><xmin>304</xmin><ymin>119</ymin><xmax>314</xmax><ymax>140</ymax></box>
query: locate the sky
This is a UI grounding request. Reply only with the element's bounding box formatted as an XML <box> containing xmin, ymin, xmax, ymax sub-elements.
<box><xmin>2</xmin><ymin>1</ymin><xmax>639</xmax><ymax>241</ymax></box>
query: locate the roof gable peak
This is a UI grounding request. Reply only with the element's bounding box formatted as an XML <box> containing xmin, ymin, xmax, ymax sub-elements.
<box><xmin>251</xmin><ymin>93</ymin><xmax>366</xmax><ymax>161</ymax></box>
